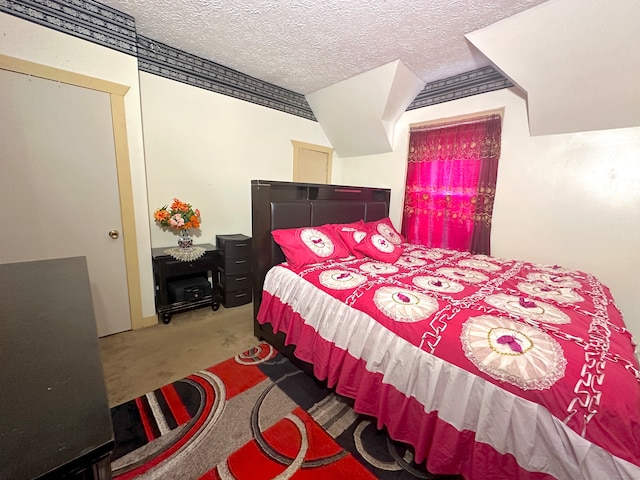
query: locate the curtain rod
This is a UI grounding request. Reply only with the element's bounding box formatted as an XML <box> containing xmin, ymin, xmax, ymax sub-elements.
<box><xmin>410</xmin><ymin>109</ymin><xmax>503</xmax><ymax>132</ymax></box>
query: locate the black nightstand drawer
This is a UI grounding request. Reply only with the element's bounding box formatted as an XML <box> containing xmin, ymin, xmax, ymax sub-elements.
<box><xmin>221</xmin><ymin>273</ymin><xmax>251</xmax><ymax>291</ymax></box>
<box><xmin>163</xmin><ymin>256</ymin><xmax>213</xmax><ymax>277</ymax></box>
<box><xmin>219</xmin><ymin>257</ymin><xmax>250</xmax><ymax>275</ymax></box>
<box><xmin>222</xmin><ymin>288</ymin><xmax>252</xmax><ymax>307</ymax></box>
<box><xmin>216</xmin><ymin>234</ymin><xmax>252</xmax><ymax>258</ymax></box>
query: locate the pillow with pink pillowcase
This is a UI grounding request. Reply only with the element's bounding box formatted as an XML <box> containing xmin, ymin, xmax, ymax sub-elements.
<box><xmin>353</xmin><ymin>230</ymin><xmax>403</xmax><ymax>263</ymax></box>
<box><xmin>271</xmin><ymin>225</ymin><xmax>351</xmax><ymax>269</ymax></box>
<box><xmin>363</xmin><ymin>217</ymin><xmax>405</xmax><ymax>245</ymax></box>
<box><xmin>334</xmin><ymin>224</ymin><xmax>369</xmax><ymax>258</ymax></box>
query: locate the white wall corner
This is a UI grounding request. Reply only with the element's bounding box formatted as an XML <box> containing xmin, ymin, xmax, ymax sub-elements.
<box><xmin>466</xmin><ymin>0</ymin><xmax>640</xmax><ymax>136</ymax></box>
<box><xmin>306</xmin><ymin>60</ymin><xmax>425</xmax><ymax>158</ymax></box>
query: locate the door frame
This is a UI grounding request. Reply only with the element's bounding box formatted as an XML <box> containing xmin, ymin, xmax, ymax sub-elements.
<box><xmin>0</xmin><ymin>53</ymin><xmax>143</xmax><ymax>331</ymax></box>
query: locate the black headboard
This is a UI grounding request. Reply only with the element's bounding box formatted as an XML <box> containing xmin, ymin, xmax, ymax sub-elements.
<box><xmin>250</xmin><ymin>179</ymin><xmax>391</xmax><ymax>324</ymax></box>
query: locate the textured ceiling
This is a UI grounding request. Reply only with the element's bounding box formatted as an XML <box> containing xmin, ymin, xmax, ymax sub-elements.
<box><xmin>98</xmin><ymin>0</ymin><xmax>548</xmax><ymax>95</ymax></box>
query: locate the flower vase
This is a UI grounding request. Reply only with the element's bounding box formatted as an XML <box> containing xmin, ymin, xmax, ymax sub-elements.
<box><xmin>177</xmin><ymin>229</ymin><xmax>193</xmax><ymax>250</ymax></box>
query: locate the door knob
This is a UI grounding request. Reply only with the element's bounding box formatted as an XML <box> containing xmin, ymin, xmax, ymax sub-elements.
<box><xmin>108</xmin><ymin>229</ymin><xmax>120</xmax><ymax>239</ymax></box>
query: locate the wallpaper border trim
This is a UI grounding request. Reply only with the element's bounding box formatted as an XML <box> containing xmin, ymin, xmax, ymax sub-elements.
<box><xmin>137</xmin><ymin>36</ymin><xmax>316</xmax><ymax>121</ymax></box>
<box><xmin>0</xmin><ymin>0</ymin><xmax>137</xmax><ymax>55</ymax></box>
<box><xmin>408</xmin><ymin>66</ymin><xmax>514</xmax><ymax>110</ymax></box>
<box><xmin>1</xmin><ymin>0</ymin><xmax>513</xmax><ymax>120</ymax></box>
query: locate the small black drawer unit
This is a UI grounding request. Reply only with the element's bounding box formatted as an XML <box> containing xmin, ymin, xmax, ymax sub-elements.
<box><xmin>215</xmin><ymin>234</ymin><xmax>252</xmax><ymax>308</ymax></box>
<box><xmin>152</xmin><ymin>244</ymin><xmax>220</xmax><ymax>324</ymax></box>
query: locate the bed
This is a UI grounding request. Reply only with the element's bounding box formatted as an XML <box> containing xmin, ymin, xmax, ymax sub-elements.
<box><xmin>250</xmin><ymin>179</ymin><xmax>640</xmax><ymax>480</ymax></box>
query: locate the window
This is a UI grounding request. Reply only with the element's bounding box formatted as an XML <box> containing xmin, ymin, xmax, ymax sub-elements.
<box><xmin>401</xmin><ymin>113</ymin><xmax>502</xmax><ymax>254</ymax></box>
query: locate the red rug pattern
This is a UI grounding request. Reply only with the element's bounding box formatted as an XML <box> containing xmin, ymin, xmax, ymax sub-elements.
<box><xmin>110</xmin><ymin>343</ymin><xmax>459</xmax><ymax>479</ymax></box>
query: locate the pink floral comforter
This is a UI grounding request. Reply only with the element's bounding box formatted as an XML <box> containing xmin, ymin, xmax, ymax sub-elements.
<box><xmin>257</xmin><ymin>244</ymin><xmax>640</xmax><ymax>480</ymax></box>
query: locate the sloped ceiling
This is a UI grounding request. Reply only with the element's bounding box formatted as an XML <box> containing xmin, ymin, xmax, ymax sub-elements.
<box><xmin>306</xmin><ymin>60</ymin><xmax>425</xmax><ymax>158</ymax></box>
<box><xmin>75</xmin><ymin>0</ymin><xmax>639</xmax><ymax>153</ymax></box>
<box><xmin>466</xmin><ymin>0</ymin><xmax>640</xmax><ymax>136</ymax></box>
<box><xmin>97</xmin><ymin>0</ymin><xmax>547</xmax><ymax>95</ymax></box>
<box><xmin>92</xmin><ymin>0</ymin><xmax>549</xmax><ymax>157</ymax></box>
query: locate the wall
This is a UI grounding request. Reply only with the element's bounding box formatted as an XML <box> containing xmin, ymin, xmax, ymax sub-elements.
<box><xmin>336</xmin><ymin>87</ymin><xmax>640</xmax><ymax>340</ymax></box>
<box><xmin>5</xmin><ymin>6</ymin><xmax>637</xmax><ymax>337</ymax></box>
<box><xmin>140</xmin><ymin>72</ymin><xmax>332</xmax><ymax>248</ymax></box>
<box><xmin>0</xmin><ymin>12</ymin><xmax>156</xmax><ymax>323</ymax></box>
<box><xmin>0</xmin><ymin>12</ymin><xmax>332</xmax><ymax>324</ymax></box>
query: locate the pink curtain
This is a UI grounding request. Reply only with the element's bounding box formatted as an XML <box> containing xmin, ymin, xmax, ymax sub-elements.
<box><xmin>401</xmin><ymin>114</ymin><xmax>502</xmax><ymax>254</ymax></box>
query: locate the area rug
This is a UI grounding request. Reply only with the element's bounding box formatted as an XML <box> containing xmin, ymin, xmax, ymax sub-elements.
<box><xmin>110</xmin><ymin>343</ymin><xmax>462</xmax><ymax>479</ymax></box>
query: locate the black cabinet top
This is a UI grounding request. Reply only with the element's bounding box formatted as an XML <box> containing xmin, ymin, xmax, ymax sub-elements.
<box><xmin>0</xmin><ymin>257</ymin><xmax>114</xmax><ymax>480</ymax></box>
<box><xmin>216</xmin><ymin>234</ymin><xmax>250</xmax><ymax>242</ymax></box>
<box><xmin>215</xmin><ymin>235</ymin><xmax>251</xmax><ymax>255</ymax></box>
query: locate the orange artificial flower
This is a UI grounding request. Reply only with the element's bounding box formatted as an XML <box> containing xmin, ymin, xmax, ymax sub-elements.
<box><xmin>153</xmin><ymin>209</ymin><xmax>171</xmax><ymax>222</ymax></box>
<box><xmin>153</xmin><ymin>198</ymin><xmax>201</xmax><ymax>231</ymax></box>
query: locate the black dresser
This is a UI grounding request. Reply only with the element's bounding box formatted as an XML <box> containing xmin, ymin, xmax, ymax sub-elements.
<box><xmin>0</xmin><ymin>257</ymin><xmax>114</xmax><ymax>480</ymax></box>
<box><xmin>215</xmin><ymin>234</ymin><xmax>253</xmax><ymax>308</ymax></box>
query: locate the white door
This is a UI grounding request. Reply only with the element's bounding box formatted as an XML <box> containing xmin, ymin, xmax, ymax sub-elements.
<box><xmin>0</xmin><ymin>68</ymin><xmax>131</xmax><ymax>337</ymax></box>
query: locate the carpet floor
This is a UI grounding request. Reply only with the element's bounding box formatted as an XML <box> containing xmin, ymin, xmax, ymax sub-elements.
<box><xmin>110</xmin><ymin>343</ymin><xmax>463</xmax><ymax>479</ymax></box>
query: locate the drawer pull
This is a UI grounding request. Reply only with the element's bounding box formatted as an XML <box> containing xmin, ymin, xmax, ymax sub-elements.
<box><xmin>235</xmin><ymin>293</ymin><xmax>247</xmax><ymax>298</ymax></box>
<box><xmin>234</xmin><ymin>260</ymin><xmax>247</xmax><ymax>264</ymax></box>
<box><xmin>235</xmin><ymin>277</ymin><xmax>247</xmax><ymax>281</ymax></box>
<box><xmin>235</xmin><ymin>243</ymin><xmax>247</xmax><ymax>247</ymax></box>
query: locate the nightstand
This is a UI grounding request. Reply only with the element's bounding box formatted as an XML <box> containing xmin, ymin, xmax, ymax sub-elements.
<box><xmin>215</xmin><ymin>234</ymin><xmax>252</xmax><ymax>308</ymax></box>
<box><xmin>152</xmin><ymin>244</ymin><xmax>220</xmax><ymax>324</ymax></box>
